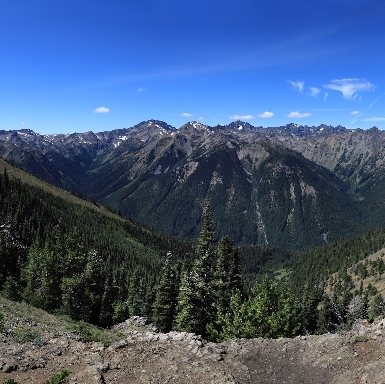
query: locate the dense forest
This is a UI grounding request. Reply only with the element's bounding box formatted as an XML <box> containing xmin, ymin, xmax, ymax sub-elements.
<box><xmin>1</xmin><ymin>162</ymin><xmax>385</xmax><ymax>342</ymax></box>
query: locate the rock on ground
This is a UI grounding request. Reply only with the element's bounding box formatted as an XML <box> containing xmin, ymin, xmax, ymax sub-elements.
<box><xmin>1</xmin><ymin>317</ymin><xmax>385</xmax><ymax>383</ymax></box>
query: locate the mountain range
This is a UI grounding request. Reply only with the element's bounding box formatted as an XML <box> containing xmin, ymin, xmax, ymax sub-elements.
<box><xmin>1</xmin><ymin>120</ymin><xmax>385</xmax><ymax>251</ymax></box>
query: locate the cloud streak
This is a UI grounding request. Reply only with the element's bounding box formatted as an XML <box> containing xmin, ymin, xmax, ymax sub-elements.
<box><xmin>94</xmin><ymin>107</ymin><xmax>110</xmax><ymax>113</ymax></box>
<box><xmin>323</xmin><ymin>78</ymin><xmax>375</xmax><ymax>100</ymax></box>
<box><xmin>181</xmin><ymin>112</ymin><xmax>193</xmax><ymax>117</ymax></box>
<box><xmin>288</xmin><ymin>111</ymin><xmax>312</xmax><ymax>118</ymax></box>
<box><xmin>350</xmin><ymin>94</ymin><xmax>384</xmax><ymax>125</ymax></box>
<box><xmin>309</xmin><ymin>87</ymin><xmax>321</xmax><ymax>98</ymax></box>
<box><xmin>257</xmin><ymin>111</ymin><xmax>274</xmax><ymax>118</ymax></box>
<box><xmin>229</xmin><ymin>115</ymin><xmax>255</xmax><ymax>120</ymax></box>
<box><xmin>288</xmin><ymin>80</ymin><xmax>305</xmax><ymax>93</ymax></box>
<box><xmin>362</xmin><ymin>117</ymin><xmax>385</xmax><ymax>122</ymax></box>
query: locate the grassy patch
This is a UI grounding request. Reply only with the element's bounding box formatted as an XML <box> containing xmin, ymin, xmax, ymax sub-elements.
<box><xmin>274</xmin><ymin>268</ymin><xmax>292</xmax><ymax>283</ymax></box>
<box><xmin>13</xmin><ymin>327</ymin><xmax>46</xmax><ymax>346</ymax></box>
<box><xmin>71</xmin><ymin>320</ymin><xmax>122</xmax><ymax>346</ymax></box>
<box><xmin>0</xmin><ymin>295</ymin><xmax>123</xmax><ymax>347</ymax></box>
<box><xmin>355</xmin><ymin>335</ymin><xmax>368</xmax><ymax>342</ymax></box>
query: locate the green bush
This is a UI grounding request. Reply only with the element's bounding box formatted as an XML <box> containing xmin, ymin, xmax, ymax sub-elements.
<box><xmin>73</xmin><ymin>321</ymin><xmax>102</xmax><ymax>342</ymax></box>
<box><xmin>72</xmin><ymin>320</ymin><xmax>116</xmax><ymax>346</ymax></box>
<box><xmin>2</xmin><ymin>379</ymin><xmax>19</xmax><ymax>384</ymax></box>
<box><xmin>13</xmin><ymin>327</ymin><xmax>45</xmax><ymax>346</ymax></box>
<box><xmin>44</xmin><ymin>369</ymin><xmax>70</xmax><ymax>384</ymax></box>
<box><xmin>355</xmin><ymin>335</ymin><xmax>368</xmax><ymax>342</ymax></box>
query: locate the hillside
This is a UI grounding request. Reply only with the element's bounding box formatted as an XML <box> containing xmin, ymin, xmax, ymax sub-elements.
<box><xmin>1</xmin><ymin>296</ymin><xmax>385</xmax><ymax>384</ymax></box>
<box><xmin>0</xmin><ymin>159</ymin><xmax>195</xmax><ymax>327</ymax></box>
<box><xmin>0</xmin><ymin>160</ymin><xmax>295</xmax><ymax>335</ymax></box>
<box><xmin>3</xmin><ymin>121</ymin><xmax>385</xmax><ymax>251</ymax></box>
<box><xmin>2</xmin><ymin>142</ymin><xmax>385</xmax><ymax>382</ymax></box>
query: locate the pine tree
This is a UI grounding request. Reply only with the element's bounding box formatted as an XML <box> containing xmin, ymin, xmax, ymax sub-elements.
<box><xmin>207</xmin><ymin>236</ymin><xmax>244</xmax><ymax>341</ymax></box>
<box><xmin>207</xmin><ymin>289</ymin><xmax>247</xmax><ymax>342</ymax></box>
<box><xmin>1</xmin><ymin>276</ymin><xmax>21</xmax><ymax>302</ymax></box>
<box><xmin>127</xmin><ymin>270</ymin><xmax>144</xmax><ymax>316</ymax></box>
<box><xmin>175</xmin><ymin>205</ymin><xmax>216</xmax><ymax>337</ymax></box>
<box><xmin>152</xmin><ymin>252</ymin><xmax>178</xmax><ymax>332</ymax></box>
<box><xmin>243</xmin><ymin>278</ymin><xmax>300</xmax><ymax>338</ymax></box>
<box><xmin>297</xmin><ymin>286</ymin><xmax>323</xmax><ymax>335</ymax></box>
<box><xmin>214</xmin><ymin>236</ymin><xmax>244</xmax><ymax>313</ymax></box>
<box><xmin>22</xmin><ymin>240</ymin><xmax>47</xmax><ymax>308</ymax></box>
<box><xmin>99</xmin><ymin>258</ymin><xmax>114</xmax><ymax>327</ymax></box>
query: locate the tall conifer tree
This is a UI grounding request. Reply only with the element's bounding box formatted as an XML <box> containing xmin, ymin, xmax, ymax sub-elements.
<box><xmin>207</xmin><ymin>235</ymin><xmax>245</xmax><ymax>341</ymax></box>
<box><xmin>152</xmin><ymin>252</ymin><xmax>178</xmax><ymax>332</ymax></box>
<box><xmin>175</xmin><ymin>205</ymin><xmax>216</xmax><ymax>337</ymax></box>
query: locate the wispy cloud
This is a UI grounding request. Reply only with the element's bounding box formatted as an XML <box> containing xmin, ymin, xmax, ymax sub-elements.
<box><xmin>198</xmin><ymin>116</ymin><xmax>204</xmax><ymax>120</ymax></box>
<box><xmin>137</xmin><ymin>87</ymin><xmax>148</xmax><ymax>92</ymax></box>
<box><xmin>349</xmin><ymin>109</ymin><xmax>361</xmax><ymax>124</ymax></box>
<box><xmin>288</xmin><ymin>111</ymin><xmax>312</xmax><ymax>118</ymax></box>
<box><xmin>229</xmin><ymin>115</ymin><xmax>255</xmax><ymax>120</ymax></box>
<box><xmin>324</xmin><ymin>92</ymin><xmax>328</xmax><ymax>102</ymax></box>
<box><xmin>323</xmin><ymin>78</ymin><xmax>375</xmax><ymax>100</ymax></box>
<box><xmin>362</xmin><ymin>117</ymin><xmax>385</xmax><ymax>122</ymax></box>
<box><xmin>94</xmin><ymin>107</ymin><xmax>110</xmax><ymax>113</ymax></box>
<box><xmin>365</xmin><ymin>94</ymin><xmax>384</xmax><ymax>111</ymax></box>
<box><xmin>257</xmin><ymin>111</ymin><xmax>274</xmax><ymax>118</ymax></box>
<box><xmin>181</xmin><ymin>112</ymin><xmax>193</xmax><ymax>117</ymax></box>
<box><xmin>350</xmin><ymin>94</ymin><xmax>384</xmax><ymax>125</ymax></box>
<box><xmin>309</xmin><ymin>87</ymin><xmax>321</xmax><ymax>98</ymax></box>
<box><xmin>288</xmin><ymin>80</ymin><xmax>305</xmax><ymax>93</ymax></box>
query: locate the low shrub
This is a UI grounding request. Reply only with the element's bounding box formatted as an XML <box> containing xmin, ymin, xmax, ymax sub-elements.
<box><xmin>13</xmin><ymin>327</ymin><xmax>46</xmax><ymax>346</ymax></box>
<box><xmin>44</xmin><ymin>369</ymin><xmax>70</xmax><ymax>384</ymax></box>
<box><xmin>2</xmin><ymin>379</ymin><xmax>19</xmax><ymax>384</ymax></box>
<box><xmin>355</xmin><ymin>335</ymin><xmax>368</xmax><ymax>342</ymax></box>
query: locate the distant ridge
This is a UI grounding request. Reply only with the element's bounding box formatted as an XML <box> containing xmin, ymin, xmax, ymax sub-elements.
<box><xmin>1</xmin><ymin>120</ymin><xmax>385</xmax><ymax>251</ymax></box>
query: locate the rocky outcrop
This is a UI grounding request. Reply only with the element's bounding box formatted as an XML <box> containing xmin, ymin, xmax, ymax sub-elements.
<box><xmin>1</xmin><ymin>315</ymin><xmax>385</xmax><ymax>384</ymax></box>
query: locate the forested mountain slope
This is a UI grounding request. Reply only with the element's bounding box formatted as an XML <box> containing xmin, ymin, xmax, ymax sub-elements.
<box><xmin>0</xmin><ymin>159</ymin><xmax>290</xmax><ymax>330</ymax></box>
<box><xmin>0</xmin><ymin>159</ymin><xmax>193</xmax><ymax>326</ymax></box>
<box><xmin>2</xmin><ymin>158</ymin><xmax>385</xmax><ymax>345</ymax></box>
<box><xmin>1</xmin><ymin>121</ymin><xmax>385</xmax><ymax>251</ymax></box>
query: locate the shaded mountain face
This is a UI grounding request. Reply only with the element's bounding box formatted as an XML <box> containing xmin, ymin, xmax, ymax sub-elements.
<box><xmin>1</xmin><ymin>120</ymin><xmax>384</xmax><ymax>251</ymax></box>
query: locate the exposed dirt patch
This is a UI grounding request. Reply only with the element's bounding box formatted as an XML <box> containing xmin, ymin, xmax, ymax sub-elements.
<box><xmin>1</xmin><ymin>299</ymin><xmax>385</xmax><ymax>383</ymax></box>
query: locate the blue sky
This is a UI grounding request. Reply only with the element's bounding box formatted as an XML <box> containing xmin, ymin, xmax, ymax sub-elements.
<box><xmin>1</xmin><ymin>0</ymin><xmax>384</xmax><ymax>134</ymax></box>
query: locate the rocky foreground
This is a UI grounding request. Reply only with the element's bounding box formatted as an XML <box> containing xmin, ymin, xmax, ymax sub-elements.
<box><xmin>1</xmin><ymin>309</ymin><xmax>385</xmax><ymax>384</ymax></box>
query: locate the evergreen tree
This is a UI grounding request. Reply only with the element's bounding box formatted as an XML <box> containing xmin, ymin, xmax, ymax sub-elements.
<box><xmin>207</xmin><ymin>289</ymin><xmax>247</xmax><ymax>342</ymax></box>
<box><xmin>297</xmin><ymin>286</ymin><xmax>323</xmax><ymax>335</ymax></box>
<box><xmin>99</xmin><ymin>258</ymin><xmax>114</xmax><ymax>327</ymax></box>
<box><xmin>1</xmin><ymin>276</ymin><xmax>21</xmax><ymax>302</ymax></box>
<box><xmin>214</xmin><ymin>236</ymin><xmax>244</xmax><ymax>313</ymax></box>
<box><xmin>175</xmin><ymin>205</ymin><xmax>216</xmax><ymax>337</ymax></box>
<box><xmin>22</xmin><ymin>240</ymin><xmax>47</xmax><ymax>308</ymax></box>
<box><xmin>152</xmin><ymin>252</ymin><xmax>178</xmax><ymax>332</ymax></box>
<box><xmin>127</xmin><ymin>270</ymin><xmax>144</xmax><ymax>316</ymax></box>
<box><xmin>174</xmin><ymin>269</ymin><xmax>203</xmax><ymax>334</ymax></box>
<box><xmin>207</xmin><ymin>236</ymin><xmax>244</xmax><ymax>341</ymax></box>
<box><xmin>243</xmin><ymin>278</ymin><xmax>300</xmax><ymax>338</ymax></box>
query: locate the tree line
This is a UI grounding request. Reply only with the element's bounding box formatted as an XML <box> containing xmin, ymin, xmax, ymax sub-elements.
<box><xmin>1</xmin><ymin>166</ymin><xmax>385</xmax><ymax>341</ymax></box>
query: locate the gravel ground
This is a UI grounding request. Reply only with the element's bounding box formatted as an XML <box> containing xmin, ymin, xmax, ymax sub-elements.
<box><xmin>1</xmin><ymin>303</ymin><xmax>385</xmax><ymax>384</ymax></box>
